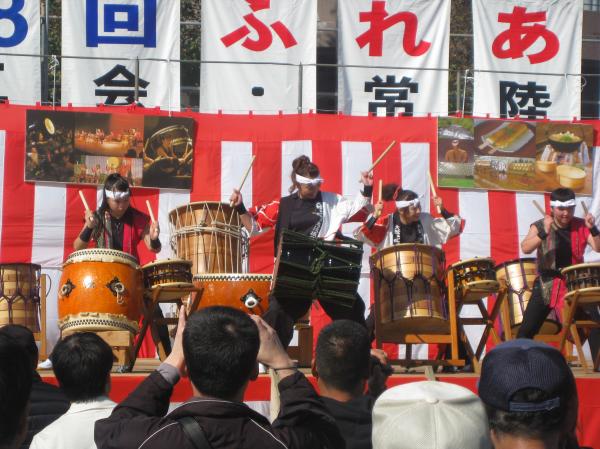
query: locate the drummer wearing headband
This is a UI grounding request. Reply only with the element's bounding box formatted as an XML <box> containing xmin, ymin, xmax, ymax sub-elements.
<box><xmin>518</xmin><ymin>188</ymin><xmax>600</xmax><ymax>359</ymax></box>
<box><xmin>355</xmin><ymin>184</ymin><xmax>461</xmax><ymax>248</ymax></box>
<box><xmin>229</xmin><ymin>155</ymin><xmax>373</xmax><ymax>347</ymax></box>
<box><xmin>74</xmin><ymin>173</ymin><xmax>161</xmax><ymax>260</ymax></box>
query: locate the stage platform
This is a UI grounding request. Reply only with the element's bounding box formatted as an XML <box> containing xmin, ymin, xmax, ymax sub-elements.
<box><xmin>39</xmin><ymin>359</ymin><xmax>600</xmax><ymax>448</ymax></box>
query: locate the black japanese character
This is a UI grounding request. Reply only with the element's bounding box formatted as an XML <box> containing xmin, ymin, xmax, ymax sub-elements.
<box><xmin>499</xmin><ymin>80</ymin><xmax>552</xmax><ymax>119</ymax></box>
<box><xmin>365</xmin><ymin>75</ymin><xmax>418</xmax><ymax>117</ymax></box>
<box><xmin>94</xmin><ymin>64</ymin><xmax>149</xmax><ymax>106</ymax></box>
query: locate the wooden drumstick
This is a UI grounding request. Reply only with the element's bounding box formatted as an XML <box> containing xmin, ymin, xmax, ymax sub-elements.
<box><xmin>378</xmin><ymin>179</ymin><xmax>383</xmax><ymax>204</ymax></box>
<box><xmin>427</xmin><ymin>172</ymin><xmax>442</xmax><ymax>214</ymax></box>
<box><xmin>146</xmin><ymin>200</ymin><xmax>156</xmax><ymax>224</ymax></box>
<box><xmin>532</xmin><ymin>200</ymin><xmax>546</xmax><ymax>216</ymax></box>
<box><xmin>230</xmin><ymin>155</ymin><xmax>256</xmax><ymax>207</ymax></box>
<box><xmin>78</xmin><ymin>190</ymin><xmax>91</xmax><ymax>212</ymax></box>
<box><xmin>367</xmin><ymin>140</ymin><xmax>396</xmax><ymax>174</ymax></box>
<box><xmin>581</xmin><ymin>200</ymin><xmax>589</xmax><ymax>216</ymax></box>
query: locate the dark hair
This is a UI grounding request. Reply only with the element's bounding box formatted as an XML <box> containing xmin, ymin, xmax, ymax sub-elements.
<box><xmin>183</xmin><ymin>307</ymin><xmax>260</xmax><ymax>399</ymax></box>
<box><xmin>0</xmin><ymin>333</ymin><xmax>32</xmax><ymax>449</ymax></box>
<box><xmin>99</xmin><ymin>173</ymin><xmax>130</xmax><ymax>214</ymax></box>
<box><xmin>50</xmin><ymin>332</ymin><xmax>113</xmax><ymax>402</ymax></box>
<box><xmin>381</xmin><ymin>184</ymin><xmax>419</xmax><ymax>204</ymax></box>
<box><xmin>289</xmin><ymin>155</ymin><xmax>320</xmax><ymax>193</ymax></box>
<box><xmin>550</xmin><ymin>188</ymin><xmax>575</xmax><ymax>204</ymax></box>
<box><xmin>315</xmin><ymin>320</ymin><xmax>370</xmax><ymax>392</ymax></box>
<box><xmin>0</xmin><ymin>325</ymin><xmax>38</xmax><ymax>371</ymax></box>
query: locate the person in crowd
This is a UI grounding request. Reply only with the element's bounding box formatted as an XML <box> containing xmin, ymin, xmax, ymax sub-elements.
<box><xmin>0</xmin><ymin>325</ymin><xmax>69</xmax><ymax>449</ymax></box>
<box><xmin>479</xmin><ymin>339</ymin><xmax>589</xmax><ymax>449</ymax></box>
<box><xmin>313</xmin><ymin>320</ymin><xmax>392</xmax><ymax>449</ymax></box>
<box><xmin>74</xmin><ymin>173</ymin><xmax>161</xmax><ymax>259</ymax></box>
<box><xmin>95</xmin><ymin>306</ymin><xmax>344</xmax><ymax>449</ymax></box>
<box><xmin>0</xmin><ymin>333</ymin><xmax>33</xmax><ymax>449</ymax></box>
<box><xmin>518</xmin><ymin>188</ymin><xmax>600</xmax><ymax>367</ymax></box>
<box><xmin>372</xmin><ymin>380</ymin><xmax>491</xmax><ymax>449</ymax></box>
<box><xmin>30</xmin><ymin>333</ymin><xmax>115</xmax><ymax>449</ymax></box>
<box><xmin>230</xmin><ymin>155</ymin><xmax>373</xmax><ymax>347</ymax></box>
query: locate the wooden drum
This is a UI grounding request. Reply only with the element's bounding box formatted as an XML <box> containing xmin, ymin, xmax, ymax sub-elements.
<box><xmin>449</xmin><ymin>257</ymin><xmax>499</xmax><ymax>302</ymax></box>
<box><xmin>58</xmin><ymin>249</ymin><xmax>143</xmax><ymax>334</ymax></box>
<box><xmin>169</xmin><ymin>202</ymin><xmax>245</xmax><ymax>274</ymax></box>
<box><xmin>141</xmin><ymin>259</ymin><xmax>193</xmax><ymax>300</ymax></box>
<box><xmin>0</xmin><ymin>264</ymin><xmax>41</xmax><ymax>332</ymax></box>
<box><xmin>193</xmin><ymin>273</ymin><xmax>271</xmax><ymax>315</ymax></box>
<box><xmin>562</xmin><ymin>263</ymin><xmax>600</xmax><ymax>302</ymax></box>
<box><xmin>370</xmin><ymin>244</ymin><xmax>447</xmax><ymax>334</ymax></box>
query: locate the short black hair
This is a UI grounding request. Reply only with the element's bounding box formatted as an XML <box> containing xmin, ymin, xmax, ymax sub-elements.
<box><xmin>50</xmin><ymin>332</ymin><xmax>113</xmax><ymax>402</ymax></box>
<box><xmin>0</xmin><ymin>333</ymin><xmax>32</xmax><ymax>449</ymax></box>
<box><xmin>183</xmin><ymin>307</ymin><xmax>260</xmax><ymax>399</ymax></box>
<box><xmin>550</xmin><ymin>188</ymin><xmax>575</xmax><ymax>204</ymax></box>
<box><xmin>0</xmin><ymin>324</ymin><xmax>38</xmax><ymax>371</ymax></box>
<box><xmin>315</xmin><ymin>320</ymin><xmax>370</xmax><ymax>392</ymax></box>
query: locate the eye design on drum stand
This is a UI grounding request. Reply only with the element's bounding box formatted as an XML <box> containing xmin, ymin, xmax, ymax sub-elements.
<box><xmin>240</xmin><ymin>289</ymin><xmax>261</xmax><ymax>310</ymax></box>
<box><xmin>60</xmin><ymin>279</ymin><xmax>76</xmax><ymax>298</ymax></box>
<box><xmin>106</xmin><ymin>277</ymin><xmax>127</xmax><ymax>305</ymax></box>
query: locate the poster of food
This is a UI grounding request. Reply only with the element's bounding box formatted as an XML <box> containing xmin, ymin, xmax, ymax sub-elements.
<box><xmin>437</xmin><ymin>117</ymin><xmax>594</xmax><ymax>194</ymax></box>
<box><xmin>25</xmin><ymin>110</ymin><xmax>195</xmax><ymax>189</ymax></box>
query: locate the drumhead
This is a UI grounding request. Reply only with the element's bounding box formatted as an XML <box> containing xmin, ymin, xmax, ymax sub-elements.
<box><xmin>450</xmin><ymin>257</ymin><xmax>494</xmax><ymax>268</ymax></box>
<box><xmin>561</xmin><ymin>262</ymin><xmax>600</xmax><ymax>275</ymax></box>
<box><xmin>371</xmin><ymin>243</ymin><xmax>443</xmax><ymax>261</ymax></box>
<box><xmin>494</xmin><ymin>257</ymin><xmax>537</xmax><ymax>270</ymax></box>
<box><xmin>193</xmin><ymin>273</ymin><xmax>273</xmax><ymax>282</ymax></box>
<box><xmin>65</xmin><ymin>248</ymin><xmax>139</xmax><ymax>268</ymax></box>
<box><xmin>141</xmin><ymin>258</ymin><xmax>192</xmax><ymax>270</ymax></box>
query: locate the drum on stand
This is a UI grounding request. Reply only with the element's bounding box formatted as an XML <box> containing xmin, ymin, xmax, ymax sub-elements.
<box><xmin>193</xmin><ymin>273</ymin><xmax>271</xmax><ymax>315</ymax></box>
<box><xmin>496</xmin><ymin>258</ymin><xmax>561</xmax><ymax>335</ymax></box>
<box><xmin>141</xmin><ymin>259</ymin><xmax>194</xmax><ymax>300</ymax></box>
<box><xmin>449</xmin><ymin>257</ymin><xmax>499</xmax><ymax>302</ymax></box>
<box><xmin>0</xmin><ymin>263</ymin><xmax>41</xmax><ymax>332</ymax></box>
<box><xmin>168</xmin><ymin>202</ymin><xmax>246</xmax><ymax>274</ymax></box>
<box><xmin>562</xmin><ymin>263</ymin><xmax>600</xmax><ymax>301</ymax></box>
<box><xmin>58</xmin><ymin>249</ymin><xmax>143</xmax><ymax>334</ymax></box>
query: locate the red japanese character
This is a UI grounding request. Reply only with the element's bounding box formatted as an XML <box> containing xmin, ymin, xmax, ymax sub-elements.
<box><xmin>355</xmin><ymin>1</ymin><xmax>430</xmax><ymax>58</ymax></box>
<box><xmin>491</xmin><ymin>6</ymin><xmax>559</xmax><ymax>64</ymax></box>
<box><xmin>221</xmin><ymin>0</ymin><xmax>297</xmax><ymax>51</ymax></box>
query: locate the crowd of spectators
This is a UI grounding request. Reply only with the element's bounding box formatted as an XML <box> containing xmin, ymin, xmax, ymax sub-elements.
<box><xmin>0</xmin><ymin>309</ymin><xmax>593</xmax><ymax>449</ymax></box>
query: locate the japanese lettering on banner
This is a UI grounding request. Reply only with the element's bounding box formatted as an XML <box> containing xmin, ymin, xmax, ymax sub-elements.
<box><xmin>61</xmin><ymin>0</ymin><xmax>180</xmax><ymax>110</ymax></box>
<box><xmin>0</xmin><ymin>0</ymin><xmax>40</xmax><ymax>104</ymax></box>
<box><xmin>473</xmin><ymin>0</ymin><xmax>582</xmax><ymax>120</ymax></box>
<box><xmin>338</xmin><ymin>0</ymin><xmax>449</xmax><ymax>117</ymax></box>
<box><xmin>200</xmin><ymin>0</ymin><xmax>316</xmax><ymax>114</ymax></box>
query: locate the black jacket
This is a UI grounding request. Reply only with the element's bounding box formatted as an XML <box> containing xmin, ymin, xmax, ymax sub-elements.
<box><xmin>321</xmin><ymin>396</ymin><xmax>374</xmax><ymax>449</ymax></box>
<box><xmin>21</xmin><ymin>374</ymin><xmax>70</xmax><ymax>449</ymax></box>
<box><xmin>95</xmin><ymin>370</ymin><xmax>345</xmax><ymax>449</ymax></box>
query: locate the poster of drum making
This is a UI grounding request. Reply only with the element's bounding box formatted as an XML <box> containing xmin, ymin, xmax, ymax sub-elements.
<box><xmin>437</xmin><ymin>117</ymin><xmax>594</xmax><ymax>195</ymax></box>
<box><xmin>25</xmin><ymin>110</ymin><xmax>194</xmax><ymax>189</ymax></box>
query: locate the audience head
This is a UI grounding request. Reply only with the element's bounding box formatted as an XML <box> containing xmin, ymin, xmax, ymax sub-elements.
<box><xmin>313</xmin><ymin>320</ymin><xmax>370</xmax><ymax>396</ymax></box>
<box><xmin>372</xmin><ymin>381</ymin><xmax>490</xmax><ymax>449</ymax></box>
<box><xmin>0</xmin><ymin>324</ymin><xmax>38</xmax><ymax>371</ymax></box>
<box><xmin>478</xmin><ymin>339</ymin><xmax>577</xmax><ymax>449</ymax></box>
<box><xmin>183</xmin><ymin>306</ymin><xmax>260</xmax><ymax>400</ymax></box>
<box><xmin>0</xmin><ymin>333</ymin><xmax>33</xmax><ymax>449</ymax></box>
<box><xmin>50</xmin><ymin>332</ymin><xmax>113</xmax><ymax>402</ymax></box>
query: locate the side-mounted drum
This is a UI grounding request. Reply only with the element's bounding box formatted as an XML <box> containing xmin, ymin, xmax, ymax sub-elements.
<box><xmin>141</xmin><ymin>259</ymin><xmax>193</xmax><ymax>300</ymax></box>
<box><xmin>58</xmin><ymin>249</ymin><xmax>143</xmax><ymax>334</ymax></box>
<box><xmin>0</xmin><ymin>263</ymin><xmax>41</xmax><ymax>331</ymax></box>
<box><xmin>193</xmin><ymin>273</ymin><xmax>271</xmax><ymax>315</ymax></box>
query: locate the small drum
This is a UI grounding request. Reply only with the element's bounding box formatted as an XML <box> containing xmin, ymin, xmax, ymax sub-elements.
<box><xmin>0</xmin><ymin>264</ymin><xmax>41</xmax><ymax>332</ymax></box>
<box><xmin>496</xmin><ymin>258</ymin><xmax>560</xmax><ymax>335</ymax></box>
<box><xmin>371</xmin><ymin>244</ymin><xmax>447</xmax><ymax>334</ymax></box>
<box><xmin>58</xmin><ymin>249</ymin><xmax>143</xmax><ymax>334</ymax></box>
<box><xmin>450</xmin><ymin>257</ymin><xmax>499</xmax><ymax>302</ymax></box>
<box><xmin>169</xmin><ymin>202</ymin><xmax>246</xmax><ymax>274</ymax></box>
<box><xmin>562</xmin><ymin>263</ymin><xmax>600</xmax><ymax>302</ymax></box>
<box><xmin>141</xmin><ymin>259</ymin><xmax>193</xmax><ymax>300</ymax></box>
<box><xmin>193</xmin><ymin>273</ymin><xmax>271</xmax><ymax>315</ymax></box>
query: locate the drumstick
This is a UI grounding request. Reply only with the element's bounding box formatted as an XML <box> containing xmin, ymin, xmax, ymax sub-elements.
<box><xmin>427</xmin><ymin>171</ymin><xmax>442</xmax><ymax>214</ymax></box>
<box><xmin>146</xmin><ymin>200</ymin><xmax>156</xmax><ymax>224</ymax></box>
<box><xmin>78</xmin><ymin>190</ymin><xmax>90</xmax><ymax>212</ymax></box>
<box><xmin>367</xmin><ymin>140</ymin><xmax>396</xmax><ymax>174</ymax></box>
<box><xmin>532</xmin><ymin>200</ymin><xmax>546</xmax><ymax>216</ymax></box>
<box><xmin>581</xmin><ymin>201</ymin><xmax>589</xmax><ymax>216</ymax></box>
<box><xmin>378</xmin><ymin>179</ymin><xmax>383</xmax><ymax>204</ymax></box>
<box><xmin>230</xmin><ymin>155</ymin><xmax>256</xmax><ymax>207</ymax></box>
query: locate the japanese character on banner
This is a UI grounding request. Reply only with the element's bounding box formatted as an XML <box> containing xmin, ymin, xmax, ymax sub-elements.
<box><xmin>365</xmin><ymin>75</ymin><xmax>418</xmax><ymax>116</ymax></box>
<box><xmin>86</xmin><ymin>0</ymin><xmax>157</xmax><ymax>47</ymax></box>
<box><xmin>355</xmin><ymin>0</ymin><xmax>430</xmax><ymax>57</ymax></box>
<box><xmin>221</xmin><ymin>0</ymin><xmax>297</xmax><ymax>51</ymax></box>
<box><xmin>499</xmin><ymin>80</ymin><xmax>551</xmax><ymax>119</ymax></box>
<box><xmin>94</xmin><ymin>64</ymin><xmax>149</xmax><ymax>105</ymax></box>
<box><xmin>492</xmin><ymin>6</ymin><xmax>559</xmax><ymax>64</ymax></box>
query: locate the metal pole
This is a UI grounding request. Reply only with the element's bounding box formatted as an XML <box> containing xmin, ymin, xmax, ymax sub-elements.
<box><xmin>297</xmin><ymin>63</ymin><xmax>303</xmax><ymax>113</ymax></box>
<box><xmin>461</xmin><ymin>69</ymin><xmax>469</xmax><ymax>116</ymax></box>
<box><xmin>41</xmin><ymin>0</ymin><xmax>50</xmax><ymax>103</ymax></box>
<box><xmin>134</xmin><ymin>57</ymin><xmax>140</xmax><ymax>104</ymax></box>
<box><xmin>455</xmin><ymin>70</ymin><xmax>460</xmax><ymax>114</ymax></box>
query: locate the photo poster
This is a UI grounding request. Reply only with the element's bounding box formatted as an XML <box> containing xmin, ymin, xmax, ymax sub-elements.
<box><xmin>25</xmin><ymin>110</ymin><xmax>194</xmax><ymax>189</ymax></box>
<box><xmin>437</xmin><ymin>117</ymin><xmax>594</xmax><ymax>195</ymax></box>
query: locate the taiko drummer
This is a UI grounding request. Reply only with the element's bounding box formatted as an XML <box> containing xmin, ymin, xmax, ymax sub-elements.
<box><xmin>74</xmin><ymin>173</ymin><xmax>161</xmax><ymax>259</ymax></box>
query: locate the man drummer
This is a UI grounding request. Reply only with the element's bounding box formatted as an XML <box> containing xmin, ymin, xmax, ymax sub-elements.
<box><xmin>517</xmin><ymin>188</ymin><xmax>600</xmax><ymax>365</ymax></box>
<box><xmin>74</xmin><ymin>173</ymin><xmax>161</xmax><ymax>259</ymax></box>
<box><xmin>229</xmin><ymin>155</ymin><xmax>373</xmax><ymax>348</ymax></box>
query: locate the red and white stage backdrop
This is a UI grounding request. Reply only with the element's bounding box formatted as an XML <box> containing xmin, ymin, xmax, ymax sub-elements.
<box><xmin>1</xmin><ymin>105</ymin><xmax>599</xmax><ymax>356</ymax></box>
<box><xmin>61</xmin><ymin>0</ymin><xmax>180</xmax><ymax>110</ymax></box>
<box><xmin>338</xmin><ymin>0</ymin><xmax>449</xmax><ymax>117</ymax></box>
<box><xmin>0</xmin><ymin>0</ymin><xmax>40</xmax><ymax>104</ymax></box>
<box><xmin>473</xmin><ymin>0</ymin><xmax>582</xmax><ymax>120</ymax></box>
<box><xmin>200</xmin><ymin>0</ymin><xmax>316</xmax><ymax>114</ymax></box>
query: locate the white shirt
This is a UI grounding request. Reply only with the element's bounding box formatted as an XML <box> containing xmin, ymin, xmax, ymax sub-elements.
<box><xmin>30</xmin><ymin>397</ymin><xmax>116</xmax><ymax>449</ymax></box>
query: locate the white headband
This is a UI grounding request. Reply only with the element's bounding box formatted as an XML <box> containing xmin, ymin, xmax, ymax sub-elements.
<box><xmin>550</xmin><ymin>199</ymin><xmax>576</xmax><ymax>208</ymax></box>
<box><xmin>295</xmin><ymin>174</ymin><xmax>324</xmax><ymax>185</ymax></box>
<box><xmin>396</xmin><ymin>198</ymin><xmax>421</xmax><ymax>209</ymax></box>
<box><xmin>105</xmin><ymin>189</ymin><xmax>130</xmax><ymax>200</ymax></box>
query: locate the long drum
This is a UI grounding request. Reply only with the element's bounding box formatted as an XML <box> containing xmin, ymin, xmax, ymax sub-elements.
<box><xmin>0</xmin><ymin>263</ymin><xmax>41</xmax><ymax>332</ymax></box>
<box><xmin>169</xmin><ymin>202</ymin><xmax>245</xmax><ymax>274</ymax></box>
<box><xmin>193</xmin><ymin>273</ymin><xmax>271</xmax><ymax>315</ymax></box>
<box><xmin>371</xmin><ymin>243</ymin><xmax>447</xmax><ymax>335</ymax></box>
<box><xmin>58</xmin><ymin>249</ymin><xmax>143</xmax><ymax>334</ymax></box>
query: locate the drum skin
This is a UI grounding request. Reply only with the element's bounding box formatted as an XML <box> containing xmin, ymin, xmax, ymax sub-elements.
<box><xmin>0</xmin><ymin>263</ymin><xmax>41</xmax><ymax>332</ymax></box>
<box><xmin>58</xmin><ymin>249</ymin><xmax>143</xmax><ymax>334</ymax></box>
<box><xmin>193</xmin><ymin>273</ymin><xmax>271</xmax><ymax>315</ymax></box>
<box><xmin>141</xmin><ymin>259</ymin><xmax>193</xmax><ymax>300</ymax></box>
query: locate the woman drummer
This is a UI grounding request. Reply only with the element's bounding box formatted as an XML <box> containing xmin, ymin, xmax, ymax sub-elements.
<box><xmin>230</xmin><ymin>155</ymin><xmax>373</xmax><ymax>347</ymax></box>
<box><xmin>74</xmin><ymin>173</ymin><xmax>161</xmax><ymax>259</ymax></box>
